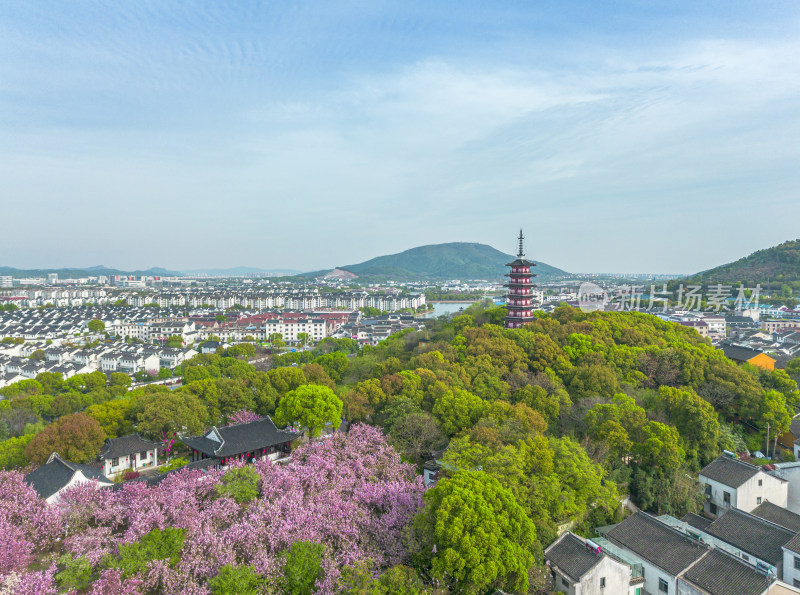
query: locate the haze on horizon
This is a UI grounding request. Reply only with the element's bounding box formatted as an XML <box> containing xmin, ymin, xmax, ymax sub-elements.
<box><xmin>1</xmin><ymin>1</ymin><xmax>798</xmax><ymax>275</ymax></box>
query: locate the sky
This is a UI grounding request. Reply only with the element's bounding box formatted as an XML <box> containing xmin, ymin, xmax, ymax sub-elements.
<box><xmin>1</xmin><ymin>1</ymin><xmax>799</xmax><ymax>274</ymax></box>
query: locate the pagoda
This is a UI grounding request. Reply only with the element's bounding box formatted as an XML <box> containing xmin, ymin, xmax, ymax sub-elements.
<box><xmin>504</xmin><ymin>230</ymin><xmax>536</xmax><ymax>328</ymax></box>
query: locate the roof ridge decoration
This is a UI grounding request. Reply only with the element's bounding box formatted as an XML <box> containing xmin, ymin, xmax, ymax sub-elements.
<box><xmin>46</xmin><ymin>451</ymin><xmax>76</xmax><ymax>472</ymax></box>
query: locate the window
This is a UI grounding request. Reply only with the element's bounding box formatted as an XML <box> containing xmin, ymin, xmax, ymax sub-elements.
<box><xmin>704</xmin><ymin>484</ymin><xmax>712</xmax><ymax>495</ymax></box>
<box><xmin>710</xmin><ymin>503</ymin><xmax>717</xmax><ymax>515</ymax></box>
<box><xmin>794</xmin><ymin>555</ymin><xmax>800</xmax><ymax>570</ymax></box>
<box><xmin>723</xmin><ymin>491</ymin><xmax>731</xmax><ymax>504</ymax></box>
<box><xmin>757</xmin><ymin>497</ymin><xmax>762</xmax><ymax>504</ymax></box>
<box><xmin>600</xmin><ymin>577</ymin><xmax>606</xmax><ymax>588</ymax></box>
<box><xmin>759</xmin><ymin>479</ymin><xmax>763</xmax><ymax>486</ymax></box>
<box><xmin>795</xmin><ymin>579</ymin><xmax>800</xmax><ymax>588</ymax></box>
<box><xmin>562</xmin><ymin>577</ymin><xmax>569</xmax><ymax>587</ymax></box>
<box><xmin>742</xmin><ymin>553</ymin><xmax>749</xmax><ymax>562</ymax></box>
<box><xmin>659</xmin><ymin>578</ymin><xmax>669</xmax><ymax>593</ymax></box>
<box><xmin>112</xmin><ymin>457</ymin><xmax>119</xmax><ymax>467</ymax></box>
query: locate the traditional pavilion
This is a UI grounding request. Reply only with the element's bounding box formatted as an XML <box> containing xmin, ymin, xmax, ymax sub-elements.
<box><xmin>180</xmin><ymin>416</ymin><xmax>302</xmax><ymax>467</ymax></box>
<box><xmin>504</xmin><ymin>229</ymin><xmax>536</xmax><ymax>329</ymax></box>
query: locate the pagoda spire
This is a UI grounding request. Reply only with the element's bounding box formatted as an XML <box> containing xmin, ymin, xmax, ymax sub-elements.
<box><xmin>517</xmin><ymin>229</ymin><xmax>525</xmax><ymax>258</ymax></box>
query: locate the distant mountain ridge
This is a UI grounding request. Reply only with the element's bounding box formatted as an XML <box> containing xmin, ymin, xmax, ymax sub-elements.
<box><xmin>299</xmin><ymin>242</ymin><xmax>569</xmax><ymax>281</ymax></box>
<box><xmin>690</xmin><ymin>239</ymin><xmax>800</xmax><ymax>285</ymax></box>
<box><xmin>0</xmin><ymin>265</ymin><xmax>181</xmax><ymax>279</ymax></box>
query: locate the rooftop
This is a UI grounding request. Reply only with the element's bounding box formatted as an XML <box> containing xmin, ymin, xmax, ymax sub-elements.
<box><xmin>699</xmin><ymin>455</ymin><xmax>762</xmax><ymax>488</ymax></box>
<box><xmin>751</xmin><ymin>501</ymin><xmax>800</xmax><ymax>532</ymax></box>
<box><xmin>605</xmin><ymin>512</ymin><xmax>708</xmax><ymax>575</ymax></box>
<box><xmin>704</xmin><ymin>508</ymin><xmax>794</xmax><ymax>565</ymax></box>
<box><xmin>681</xmin><ymin>548</ymin><xmax>775</xmax><ymax>595</ymax></box>
<box><xmin>545</xmin><ymin>533</ymin><xmax>604</xmax><ymax>581</ymax></box>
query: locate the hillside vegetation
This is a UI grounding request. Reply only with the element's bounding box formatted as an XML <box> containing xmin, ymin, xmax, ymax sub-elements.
<box><xmin>690</xmin><ymin>239</ymin><xmax>800</xmax><ymax>285</ymax></box>
<box><xmin>1</xmin><ymin>304</ymin><xmax>799</xmax><ymax>593</ymax></box>
<box><xmin>302</xmin><ymin>242</ymin><xmax>568</xmax><ymax>281</ymax></box>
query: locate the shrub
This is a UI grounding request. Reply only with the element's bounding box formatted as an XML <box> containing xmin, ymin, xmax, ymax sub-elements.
<box><xmin>283</xmin><ymin>540</ymin><xmax>325</xmax><ymax>595</ymax></box>
<box><xmin>215</xmin><ymin>466</ymin><xmax>260</xmax><ymax>504</ymax></box>
<box><xmin>209</xmin><ymin>564</ymin><xmax>264</xmax><ymax>595</ymax></box>
<box><xmin>104</xmin><ymin>527</ymin><xmax>186</xmax><ymax>578</ymax></box>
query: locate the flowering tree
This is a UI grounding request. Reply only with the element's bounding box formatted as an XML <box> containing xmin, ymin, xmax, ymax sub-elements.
<box><xmin>1</xmin><ymin>424</ymin><xmax>425</xmax><ymax>594</ymax></box>
<box><xmin>0</xmin><ymin>471</ymin><xmax>62</xmax><ymax>574</ymax></box>
<box><xmin>227</xmin><ymin>409</ymin><xmax>262</xmax><ymax>426</ymax></box>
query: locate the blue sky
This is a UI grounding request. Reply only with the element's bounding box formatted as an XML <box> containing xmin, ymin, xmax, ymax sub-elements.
<box><xmin>1</xmin><ymin>1</ymin><xmax>798</xmax><ymax>274</ymax></box>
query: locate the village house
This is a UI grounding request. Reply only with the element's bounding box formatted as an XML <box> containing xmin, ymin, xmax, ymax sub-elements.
<box><xmin>545</xmin><ymin>531</ymin><xmax>642</xmax><ymax>594</ymax></box>
<box><xmin>99</xmin><ymin>434</ymin><xmax>160</xmax><ymax>477</ymax></box>
<box><xmin>699</xmin><ymin>455</ymin><xmax>788</xmax><ymax>516</ymax></box>
<box><xmin>24</xmin><ymin>452</ymin><xmax>112</xmax><ymax>504</ymax></box>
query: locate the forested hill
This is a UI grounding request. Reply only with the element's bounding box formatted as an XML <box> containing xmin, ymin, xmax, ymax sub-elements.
<box><xmin>2</xmin><ymin>303</ymin><xmax>799</xmax><ymax>593</ymax></box>
<box><xmin>689</xmin><ymin>239</ymin><xmax>800</xmax><ymax>285</ymax></box>
<box><xmin>300</xmin><ymin>242</ymin><xmax>569</xmax><ymax>281</ymax></box>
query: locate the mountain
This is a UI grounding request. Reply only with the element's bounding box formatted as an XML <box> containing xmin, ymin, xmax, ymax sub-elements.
<box><xmin>0</xmin><ymin>265</ymin><xmax>182</xmax><ymax>278</ymax></box>
<box><xmin>690</xmin><ymin>239</ymin><xmax>800</xmax><ymax>285</ymax></box>
<box><xmin>299</xmin><ymin>242</ymin><xmax>569</xmax><ymax>281</ymax></box>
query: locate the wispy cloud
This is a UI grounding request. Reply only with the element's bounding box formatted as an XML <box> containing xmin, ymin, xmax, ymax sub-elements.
<box><xmin>0</xmin><ymin>2</ymin><xmax>798</xmax><ymax>272</ymax></box>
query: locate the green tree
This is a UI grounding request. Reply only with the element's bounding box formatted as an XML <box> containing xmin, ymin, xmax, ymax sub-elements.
<box><xmin>297</xmin><ymin>332</ymin><xmax>311</xmax><ymax>347</ymax></box>
<box><xmin>275</xmin><ymin>384</ymin><xmax>343</xmax><ymax>438</ymax></box>
<box><xmin>269</xmin><ymin>333</ymin><xmax>286</xmax><ymax>351</ymax></box>
<box><xmin>216</xmin><ymin>466</ymin><xmax>261</xmax><ymax>504</ymax></box>
<box><xmin>209</xmin><ymin>564</ymin><xmax>264</xmax><ymax>595</ymax></box>
<box><xmin>283</xmin><ymin>540</ymin><xmax>325</xmax><ymax>595</ymax></box>
<box><xmin>35</xmin><ymin>371</ymin><xmax>65</xmax><ymax>395</ymax></box>
<box><xmin>131</xmin><ymin>388</ymin><xmax>209</xmax><ymax>438</ymax></box>
<box><xmin>634</xmin><ymin>421</ymin><xmax>685</xmax><ymax>473</ymax></box>
<box><xmin>165</xmin><ymin>335</ymin><xmax>183</xmax><ymax>348</ymax></box>
<box><xmin>87</xmin><ymin>319</ymin><xmax>105</xmax><ymax>332</ymax></box>
<box><xmin>109</xmin><ymin>372</ymin><xmax>132</xmax><ymax>388</ymax></box>
<box><xmin>431</xmin><ymin>388</ymin><xmax>487</xmax><ymax>436</ymax></box>
<box><xmin>0</xmin><ymin>434</ymin><xmax>34</xmax><ymax>469</ymax></box>
<box><xmin>55</xmin><ymin>554</ymin><xmax>92</xmax><ymax>592</ymax></box>
<box><xmin>412</xmin><ymin>470</ymin><xmax>536</xmax><ymax>594</ymax></box>
<box><xmin>104</xmin><ymin>527</ymin><xmax>186</xmax><ymax>578</ymax></box>
<box><xmin>29</xmin><ymin>349</ymin><xmax>46</xmax><ymax>361</ymax></box>
<box><xmin>85</xmin><ymin>399</ymin><xmax>133</xmax><ymax>439</ymax></box>
<box><xmin>24</xmin><ymin>412</ymin><xmax>106</xmax><ymax>465</ymax></box>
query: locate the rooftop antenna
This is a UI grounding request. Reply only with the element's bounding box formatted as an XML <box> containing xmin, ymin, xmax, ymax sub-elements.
<box><xmin>517</xmin><ymin>229</ymin><xmax>525</xmax><ymax>258</ymax></box>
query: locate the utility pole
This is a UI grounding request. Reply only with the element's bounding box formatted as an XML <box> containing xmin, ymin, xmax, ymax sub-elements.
<box><xmin>766</xmin><ymin>423</ymin><xmax>770</xmax><ymax>459</ymax></box>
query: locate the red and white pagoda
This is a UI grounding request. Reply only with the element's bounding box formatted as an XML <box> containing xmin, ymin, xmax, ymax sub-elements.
<box><xmin>504</xmin><ymin>230</ymin><xmax>536</xmax><ymax>329</ymax></box>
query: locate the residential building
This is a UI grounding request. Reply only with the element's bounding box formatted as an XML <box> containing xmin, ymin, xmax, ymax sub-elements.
<box><xmin>603</xmin><ymin>511</ymin><xmax>708</xmax><ymax>595</ymax></box>
<box><xmin>24</xmin><ymin>452</ymin><xmax>112</xmax><ymax>504</ymax></box>
<box><xmin>721</xmin><ymin>344</ymin><xmax>776</xmax><ymax>370</ymax></box>
<box><xmin>545</xmin><ymin>531</ymin><xmax>641</xmax><ymax>594</ymax></box>
<box><xmin>699</xmin><ymin>455</ymin><xmax>788</xmax><ymax>516</ymax></box>
<box><xmin>678</xmin><ymin>548</ymin><xmax>778</xmax><ymax>595</ymax></box>
<box><xmin>99</xmin><ymin>434</ymin><xmax>160</xmax><ymax>477</ymax></box>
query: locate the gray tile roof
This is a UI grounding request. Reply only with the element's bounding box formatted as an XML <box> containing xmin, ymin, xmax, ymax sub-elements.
<box><xmin>545</xmin><ymin>533</ymin><xmax>605</xmax><ymax>581</ymax></box>
<box><xmin>681</xmin><ymin>513</ymin><xmax>713</xmax><ymax>531</ymax></box>
<box><xmin>100</xmin><ymin>434</ymin><xmax>159</xmax><ymax>461</ymax></box>
<box><xmin>681</xmin><ymin>549</ymin><xmax>775</xmax><ymax>595</ymax></box>
<box><xmin>705</xmin><ymin>508</ymin><xmax>794</xmax><ymax>564</ymax></box>
<box><xmin>751</xmin><ymin>501</ymin><xmax>800</xmax><ymax>532</ymax></box>
<box><xmin>181</xmin><ymin>416</ymin><xmax>301</xmax><ymax>458</ymax></box>
<box><xmin>24</xmin><ymin>452</ymin><xmax>110</xmax><ymax>500</ymax></box>
<box><xmin>783</xmin><ymin>532</ymin><xmax>800</xmax><ymax>555</ymax></box>
<box><xmin>605</xmin><ymin>512</ymin><xmax>708</xmax><ymax>575</ymax></box>
<box><xmin>699</xmin><ymin>456</ymin><xmax>761</xmax><ymax>488</ymax></box>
